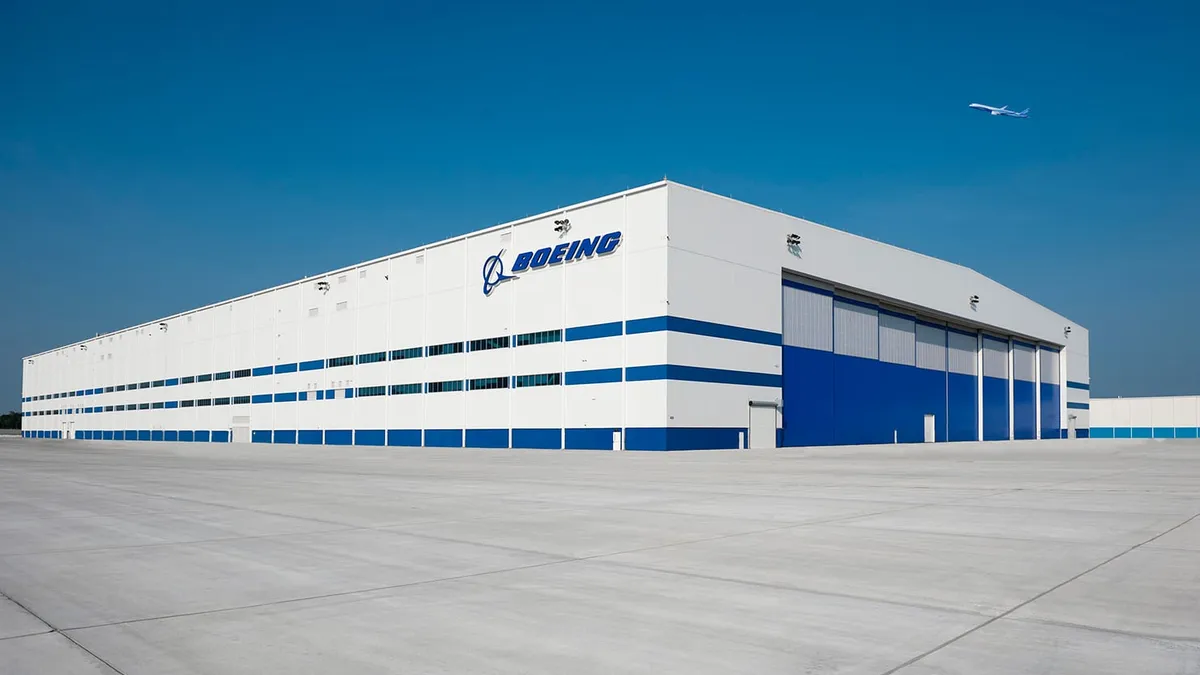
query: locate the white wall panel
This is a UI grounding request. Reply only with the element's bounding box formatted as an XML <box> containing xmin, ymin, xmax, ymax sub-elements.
<box><xmin>510</xmin><ymin>387</ymin><xmax>562</xmax><ymax>430</ymax></box>
<box><xmin>464</xmin><ymin>390</ymin><xmax>509</xmax><ymax>429</ymax></box>
<box><xmin>565</xmin><ymin>253</ymin><xmax>623</xmax><ymax>328</ymax></box>
<box><xmin>565</xmin><ymin>383</ymin><xmax>621</xmax><ymax>429</ymax></box>
<box><xmin>667</xmin><ymin>332</ymin><xmax>779</xmax><ymax>377</ymax></box>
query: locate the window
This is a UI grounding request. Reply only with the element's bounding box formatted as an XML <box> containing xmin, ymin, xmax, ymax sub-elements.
<box><xmin>233</xmin><ymin>369</ymin><xmax>251</xmax><ymax>379</ymax></box>
<box><xmin>181</xmin><ymin>400</ymin><xmax>195</xmax><ymax>408</ymax></box>
<box><xmin>427</xmin><ymin>342</ymin><xmax>464</xmax><ymax>357</ymax></box>
<box><xmin>516</xmin><ymin>329</ymin><xmax>562</xmax><ymax>346</ymax></box>
<box><xmin>151</xmin><ymin>402</ymin><xmax>164</xmax><ymax>409</ymax></box>
<box><xmin>327</xmin><ymin>356</ymin><xmax>354</xmax><ymax>368</ymax></box>
<box><xmin>514</xmin><ymin>372</ymin><xmax>562</xmax><ymax>388</ymax></box>
<box><xmin>469</xmin><ymin>376</ymin><xmax>509</xmax><ymax>391</ymax></box>
<box><xmin>426</xmin><ymin>380</ymin><xmax>463</xmax><ymax>393</ymax></box>
<box><xmin>197</xmin><ymin>374</ymin><xmax>213</xmax><ymax>382</ymax></box>
<box><xmin>180</xmin><ymin>376</ymin><xmax>195</xmax><ymax>384</ymax></box>
<box><xmin>356</xmin><ymin>385</ymin><xmax>386</xmax><ymax>397</ymax></box>
<box><xmin>357</xmin><ymin>351</ymin><xmax>387</xmax><ymax>365</ymax></box>
<box><xmin>139</xmin><ymin>382</ymin><xmax>150</xmax><ymax>389</ymax></box>
<box><xmin>232</xmin><ymin>395</ymin><xmax>251</xmax><ymax>405</ymax></box>
<box><xmin>105</xmin><ymin>386</ymin><xmax>115</xmax><ymax>393</ymax></box>
<box><xmin>390</xmin><ymin>347</ymin><xmax>422</xmax><ymax>361</ymax></box>
<box><xmin>104</xmin><ymin>406</ymin><xmax>114</xmax><ymax>412</ymax></box>
<box><xmin>214</xmin><ymin>371</ymin><xmax>231</xmax><ymax>381</ymax></box>
<box><xmin>69</xmin><ymin>391</ymin><xmax>76</xmax><ymax>397</ymax></box>
<box><xmin>196</xmin><ymin>398</ymin><xmax>212</xmax><ymax>407</ymax></box>
<box><xmin>53</xmin><ymin>393</ymin><xmax>59</xmax><ymax>399</ymax></box>
<box><xmin>138</xmin><ymin>403</ymin><xmax>150</xmax><ymax>410</ymax></box>
<box><xmin>389</xmin><ymin>383</ymin><xmax>421</xmax><ymax>395</ymax></box>
<box><xmin>469</xmin><ymin>336</ymin><xmax>510</xmax><ymax>352</ymax></box>
<box><xmin>214</xmin><ymin>397</ymin><xmax>231</xmax><ymax>406</ymax></box>
<box><xmin>115</xmin><ymin>405</ymin><xmax>126</xmax><ymax>411</ymax></box>
<box><xmin>152</xmin><ymin>380</ymin><xmax>165</xmax><ymax>388</ymax></box>
<box><xmin>115</xmin><ymin>385</ymin><xmax>125</xmax><ymax>392</ymax></box>
<box><xmin>127</xmin><ymin>383</ymin><xmax>138</xmax><ymax>391</ymax></box>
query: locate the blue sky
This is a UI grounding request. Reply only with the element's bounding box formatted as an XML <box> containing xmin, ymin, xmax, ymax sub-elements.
<box><xmin>2</xmin><ymin>1</ymin><xmax>1197</xmax><ymax>407</ymax></box>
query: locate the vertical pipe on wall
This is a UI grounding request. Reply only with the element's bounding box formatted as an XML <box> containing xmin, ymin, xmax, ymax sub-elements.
<box><xmin>976</xmin><ymin>331</ymin><xmax>984</xmax><ymax>441</ymax></box>
<box><xmin>1008</xmin><ymin>337</ymin><xmax>1015</xmax><ymax>441</ymax></box>
<box><xmin>1034</xmin><ymin>345</ymin><xmax>1042</xmax><ymax>440</ymax></box>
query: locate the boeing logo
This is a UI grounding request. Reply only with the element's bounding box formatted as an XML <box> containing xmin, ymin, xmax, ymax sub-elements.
<box><xmin>482</xmin><ymin>230</ymin><xmax>622</xmax><ymax>296</ymax></box>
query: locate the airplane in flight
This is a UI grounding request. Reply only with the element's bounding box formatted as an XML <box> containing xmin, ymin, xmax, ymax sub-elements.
<box><xmin>968</xmin><ymin>103</ymin><xmax>1029</xmax><ymax>118</ymax></box>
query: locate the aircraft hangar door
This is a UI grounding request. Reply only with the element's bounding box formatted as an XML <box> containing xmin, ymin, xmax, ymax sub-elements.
<box><xmin>1012</xmin><ymin>342</ymin><xmax>1037</xmax><ymax>439</ymax></box>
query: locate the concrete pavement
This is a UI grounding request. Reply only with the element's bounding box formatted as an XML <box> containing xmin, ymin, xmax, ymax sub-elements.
<box><xmin>0</xmin><ymin>437</ymin><xmax>1197</xmax><ymax>674</ymax></box>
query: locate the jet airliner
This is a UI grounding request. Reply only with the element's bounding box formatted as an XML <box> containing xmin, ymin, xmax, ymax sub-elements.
<box><xmin>968</xmin><ymin>103</ymin><xmax>1029</xmax><ymax>118</ymax></box>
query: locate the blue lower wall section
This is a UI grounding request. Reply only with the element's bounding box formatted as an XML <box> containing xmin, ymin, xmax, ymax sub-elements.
<box><xmin>273</xmin><ymin>430</ymin><xmax>296</xmax><ymax>444</ymax></box>
<box><xmin>424</xmin><ymin>429</ymin><xmax>463</xmax><ymax>448</ymax></box>
<box><xmin>565</xmin><ymin>427</ymin><xmax>614</xmax><ymax>450</ymax></box>
<box><xmin>1013</xmin><ymin>380</ymin><xmax>1036</xmax><ymax>440</ymax></box>
<box><xmin>1040</xmin><ymin>383</ymin><xmax>1061</xmax><ymax>441</ymax></box>
<box><xmin>324</xmin><ymin>430</ymin><xmax>352</xmax><ymax>446</ymax></box>
<box><xmin>626</xmin><ymin>427</ymin><xmax>745</xmax><ymax>450</ymax></box>
<box><xmin>212</xmin><ymin>430</ymin><xmax>229</xmax><ymax>443</ymax></box>
<box><xmin>252</xmin><ymin>430</ymin><xmax>271</xmax><ymax>444</ymax></box>
<box><xmin>354</xmin><ymin>429</ymin><xmax>385</xmax><ymax>446</ymax></box>
<box><xmin>298</xmin><ymin>430</ymin><xmax>322</xmax><ymax>445</ymax></box>
<box><xmin>1092</xmin><ymin>427</ymin><xmax>1199</xmax><ymax>439</ymax></box>
<box><xmin>465</xmin><ymin>428</ymin><xmax>508</xmax><ymax>448</ymax></box>
<box><xmin>782</xmin><ymin>345</ymin><xmax>965</xmax><ymax>447</ymax></box>
<box><xmin>983</xmin><ymin>376</ymin><xmax>1009</xmax><ymax>441</ymax></box>
<box><xmin>387</xmin><ymin>429</ymin><xmax>421</xmax><ymax>446</ymax></box>
<box><xmin>948</xmin><ymin>373</ymin><xmax>978</xmax><ymax>442</ymax></box>
<box><xmin>781</xmin><ymin>346</ymin><xmax>835</xmax><ymax>447</ymax></box>
<box><xmin>511</xmin><ymin>428</ymin><xmax>562</xmax><ymax>449</ymax></box>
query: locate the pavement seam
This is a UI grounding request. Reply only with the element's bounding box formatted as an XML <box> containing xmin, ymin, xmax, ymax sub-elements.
<box><xmin>875</xmin><ymin>510</ymin><xmax>1200</xmax><ymax>675</ymax></box>
<box><xmin>0</xmin><ymin>588</ymin><xmax>126</xmax><ymax>674</ymax></box>
<box><xmin>0</xmin><ymin>630</ymin><xmax>55</xmax><ymax>642</ymax></box>
<box><xmin>1003</xmin><ymin>615</ymin><xmax>1200</xmax><ymax>646</ymax></box>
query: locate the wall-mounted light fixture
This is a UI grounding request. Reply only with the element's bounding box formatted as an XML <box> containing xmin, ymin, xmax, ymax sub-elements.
<box><xmin>969</xmin><ymin>295</ymin><xmax>980</xmax><ymax>310</ymax></box>
<box><xmin>315</xmin><ymin>281</ymin><xmax>330</xmax><ymax>293</ymax></box>
<box><xmin>553</xmin><ymin>219</ymin><xmax>571</xmax><ymax>236</ymax></box>
<box><xmin>786</xmin><ymin>233</ymin><xmax>802</xmax><ymax>257</ymax></box>
<box><xmin>158</xmin><ymin>322</ymin><xmax>168</xmax><ymax>332</ymax></box>
<box><xmin>79</xmin><ymin>345</ymin><xmax>88</xmax><ymax>351</ymax></box>
<box><xmin>1064</xmin><ymin>326</ymin><xmax>1072</xmax><ymax>338</ymax></box>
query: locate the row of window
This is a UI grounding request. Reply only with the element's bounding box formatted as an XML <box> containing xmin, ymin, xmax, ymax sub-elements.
<box><xmin>24</xmin><ymin>371</ymin><xmax>567</xmax><ymax>416</ymax></box>
<box><xmin>23</xmin><ymin>330</ymin><xmax>569</xmax><ymax>401</ymax></box>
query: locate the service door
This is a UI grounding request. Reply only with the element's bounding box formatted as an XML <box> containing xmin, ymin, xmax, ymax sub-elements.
<box><xmin>749</xmin><ymin>401</ymin><xmax>777</xmax><ymax>449</ymax></box>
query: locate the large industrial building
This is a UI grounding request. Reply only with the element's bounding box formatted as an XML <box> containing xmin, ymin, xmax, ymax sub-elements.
<box><xmin>20</xmin><ymin>181</ymin><xmax>1091</xmax><ymax>449</ymax></box>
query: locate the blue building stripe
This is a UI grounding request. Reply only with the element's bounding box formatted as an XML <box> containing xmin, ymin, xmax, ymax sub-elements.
<box><xmin>625</xmin><ymin>364</ymin><xmax>781</xmax><ymax>388</ymax></box>
<box><xmin>274</xmin><ymin>392</ymin><xmax>297</xmax><ymax>403</ymax></box>
<box><xmin>1066</xmin><ymin>401</ymin><xmax>1089</xmax><ymax>410</ymax></box>
<box><xmin>512</xmin><ymin>428</ymin><xmax>561</xmax><ymax>449</ymax></box>
<box><xmin>625</xmin><ymin>316</ymin><xmax>781</xmax><ymax>346</ymax></box>
<box><xmin>299</xmin><ymin>359</ymin><xmax>324</xmax><ymax>372</ymax></box>
<box><xmin>274</xmin><ymin>362</ymin><xmax>298</xmax><ymax>374</ymax></box>
<box><xmin>565</xmin><ymin>321</ymin><xmax>623</xmax><ymax>341</ymax></box>
<box><xmin>565</xmin><ymin>368</ymin><xmax>623</xmax><ymax>385</ymax></box>
<box><xmin>252</xmin><ymin>366</ymin><xmax>274</xmax><ymax>377</ymax></box>
<box><xmin>251</xmin><ymin>394</ymin><xmax>272</xmax><ymax>404</ymax></box>
<box><xmin>1067</xmin><ymin>381</ymin><xmax>1090</xmax><ymax>391</ymax></box>
<box><xmin>165</xmin><ymin>378</ymin><xmax>179</xmax><ymax>387</ymax></box>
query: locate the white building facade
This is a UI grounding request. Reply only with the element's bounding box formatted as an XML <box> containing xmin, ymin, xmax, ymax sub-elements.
<box><xmin>1090</xmin><ymin>396</ymin><xmax>1200</xmax><ymax>439</ymax></box>
<box><xmin>20</xmin><ymin>181</ymin><xmax>1090</xmax><ymax>449</ymax></box>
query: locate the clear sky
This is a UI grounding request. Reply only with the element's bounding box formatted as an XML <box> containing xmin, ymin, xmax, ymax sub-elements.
<box><xmin>2</xmin><ymin>1</ymin><xmax>1197</xmax><ymax>407</ymax></box>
